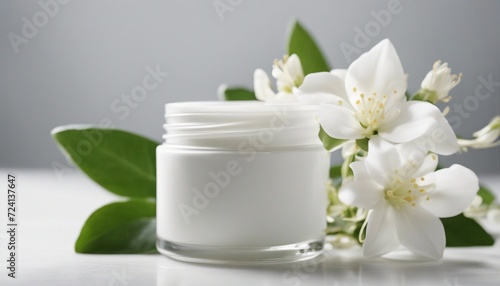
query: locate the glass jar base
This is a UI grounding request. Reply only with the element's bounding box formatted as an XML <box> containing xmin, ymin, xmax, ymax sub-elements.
<box><xmin>157</xmin><ymin>237</ymin><xmax>324</xmax><ymax>265</ymax></box>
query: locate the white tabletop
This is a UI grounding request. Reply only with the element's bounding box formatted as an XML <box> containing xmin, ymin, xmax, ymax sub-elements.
<box><xmin>0</xmin><ymin>169</ymin><xmax>499</xmax><ymax>286</ymax></box>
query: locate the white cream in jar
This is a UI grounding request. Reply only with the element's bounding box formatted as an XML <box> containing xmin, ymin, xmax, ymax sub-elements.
<box><xmin>156</xmin><ymin>101</ymin><xmax>329</xmax><ymax>264</ymax></box>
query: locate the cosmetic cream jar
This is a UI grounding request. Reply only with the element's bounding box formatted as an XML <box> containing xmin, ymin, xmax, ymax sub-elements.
<box><xmin>156</xmin><ymin>101</ymin><xmax>329</xmax><ymax>264</ymax></box>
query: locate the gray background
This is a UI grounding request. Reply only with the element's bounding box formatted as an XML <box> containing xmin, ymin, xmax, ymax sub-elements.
<box><xmin>1</xmin><ymin>0</ymin><xmax>499</xmax><ymax>174</ymax></box>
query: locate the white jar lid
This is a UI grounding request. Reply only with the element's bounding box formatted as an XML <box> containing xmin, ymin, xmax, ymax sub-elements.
<box><xmin>162</xmin><ymin>101</ymin><xmax>321</xmax><ymax>149</ymax></box>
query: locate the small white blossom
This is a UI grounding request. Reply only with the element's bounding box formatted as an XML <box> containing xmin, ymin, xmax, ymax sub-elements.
<box><xmin>420</xmin><ymin>61</ymin><xmax>462</xmax><ymax>103</ymax></box>
<box><xmin>339</xmin><ymin>136</ymin><xmax>478</xmax><ymax>259</ymax></box>
<box><xmin>458</xmin><ymin>115</ymin><xmax>500</xmax><ymax>150</ymax></box>
<box><xmin>253</xmin><ymin>54</ymin><xmax>304</xmax><ymax>102</ymax></box>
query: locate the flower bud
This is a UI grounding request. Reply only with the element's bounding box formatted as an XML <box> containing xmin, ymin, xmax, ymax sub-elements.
<box><xmin>458</xmin><ymin>115</ymin><xmax>500</xmax><ymax>150</ymax></box>
<box><xmin>417</xmin><ymin>61</ymin><xmax>462</xmax><ymax>104</ymax></box>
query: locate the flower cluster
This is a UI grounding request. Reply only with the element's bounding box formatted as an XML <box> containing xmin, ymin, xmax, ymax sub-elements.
<box><xmin>251</xmin><ymin>39</ymin><xmax>499</xmax><ymax>259</ymax></box>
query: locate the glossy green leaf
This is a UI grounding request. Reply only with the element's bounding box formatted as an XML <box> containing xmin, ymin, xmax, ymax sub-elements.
<box><xmin>221</xmin><ymin>86</ymin><xmax>257</xmax><ymax>101</ymax></box>
<box><xmin>441</xmin><ymin>213</ymin><xmax>494</xmax><ymax>247</ymax></box>
<box><xmin>287</xmin><ymin>20</ymin><xmax>330</xmax><ymax>75</ymax></box>
<box><xmin>52</xmin><ymin>127</ymin><xmax>159</xmax><ymax>198</ymax></box>
<box><xmin>478</xmin><ymin>185</ymin><xmax>495</xmax><ymax>205</ymax></box>
<box><xmin>319</xmin><ymin>126</ymin><xmax>347</xmax><ymax>151</ymax></box>
<box><xmin>75</xmin><ymin>200</ymin><xmax>157</xmax><ymax>254</ymax></box>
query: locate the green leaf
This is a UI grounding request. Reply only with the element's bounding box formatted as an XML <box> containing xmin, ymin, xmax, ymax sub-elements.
<box><xmin>75</xmin><ymin>200</ymin><xmax>157</xmax><ymax>254</ymax></box>
<box><xmin>329</xmin><ymin>166</ymin><xmax>342</xmax><ymax>180</ymax></box>
<box><xmin>356</xmin><ymin>138</ymin><xmax>369</xmax><ymax>152</ymax></box>
<box><xmin>441</xmin><ymin>213</ymin><xmax>494</xmax><ymax>247</ymax></box>
<box><xmin>478</xmin><ymin>185</ymin><xmax>495</xmax><ymax>205</ymax></box>
<box><xmin>220</xmin><ymin>86</ymin><xmax>257</xmax><ymax>101</ymax></box>
<box><xmin>319</xmin><ymin>126</ymin><xmax>347</xmax><ymax>151</ymax></box>
<box><xmin>52</xmin><ymin>127</ymin><xmax>159</xmax><ymax>198</ymax></box>
<box><xmin>287</xmin><ymin>20</ymin><xmax>330</xmax><ymax>75</ymax></box>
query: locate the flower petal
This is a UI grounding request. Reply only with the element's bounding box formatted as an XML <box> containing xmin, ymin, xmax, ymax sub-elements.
<box><xmin>339</xmin><ymin>180</ymin><xmax>384</xmax><ymax>209</ymax></box>
<box><xmin>421</xmin><ymin>113</ymin><xmax>459</xmax><ymax>155</ymax></box>
<box><xmin>284</xmin><ymin>54</ymin><xmax>304</xmax><ymax>84</ymax></box>
<box><xmin>344</xmin><ymin>39</ymin><xmax>407</xmax><ymax>111</ymax></box>
<box><xmin>330</xmin><ymin>69</ymin><xmax>347</xmax><ymax>81</ymax></box>
<box><xmin>395</xmin><ymin>206</ymin><xmax>445</xmax><ymax>259</ymax></box>
<box><xmin>363</xmin><ymin>203</ymin><xmax>400</xmax><ymax>258</ymax></box>
<box><xmin>363</xmin><ymin>136</ymin><xmax>399</xmax><ymax>186</ymax></box>
<box><xmin>273</xmin><ymin>92</ymin><xmax>299</xmax><ymax>102</ymax></box>
<box><xmin>293</xmin><ymin>88</ymin><xmax>345</xmax><ymax>105</ymax></box>
<box><xmin>253</xmin><ymin>69</ymin><xmax>276</xmax><ymax>101</ymax></box>
<box><xmin>391</xmin><ymin>139</ymin><xmax>432</xmax><ymax>178</ymax></box>
<box><xmin>412</xmin><ymin>153</ymin><xmax>439</xmax><ymax>178</ymax></box>
<box><xmin>298</xmin><ymin>72</ymin><xmax>348</xmax><ymax>100</ymax></box>
<box><xmin>378</xmin><ymin>101</ymin><xmax>438</xmax><ymax>143</ymax></box>
<box><xmin>420</xmin><ymin>164</ymin><xmax>479</xmax><ymax>218</ymax></box>
<box><xmin>319</xmin><ymin>103</ymin><xmax>365</xmax><ymax>139</ymax></box>
<box><xmin>350</xmin><ymin>161</ymin><xmax>370</xmax><ymax>181</ymax></box>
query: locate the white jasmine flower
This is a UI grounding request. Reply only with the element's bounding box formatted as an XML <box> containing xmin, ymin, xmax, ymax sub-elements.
<box><xmin>419</xmin><ymin>61</ymin><xmax>462</xmax><ymax>103</ymax></box>
<box><xmin>339</xmin><ymin>136</ymin><xmax>478</xmax><ymax>259</ymax></box>
<box><xmin>458</xmin><ymin>115</ymin><xmax>500</xmax><ymax>150</ymax></box>
<box><xmin>253</xmin><ymin>54</ymin><xmax>304</xmax><ymax>102</ymax></box>
<box><xmin>301</xmin><ymin>39</ymin><xmax>458</xmax><ymax>155</ymax></box>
